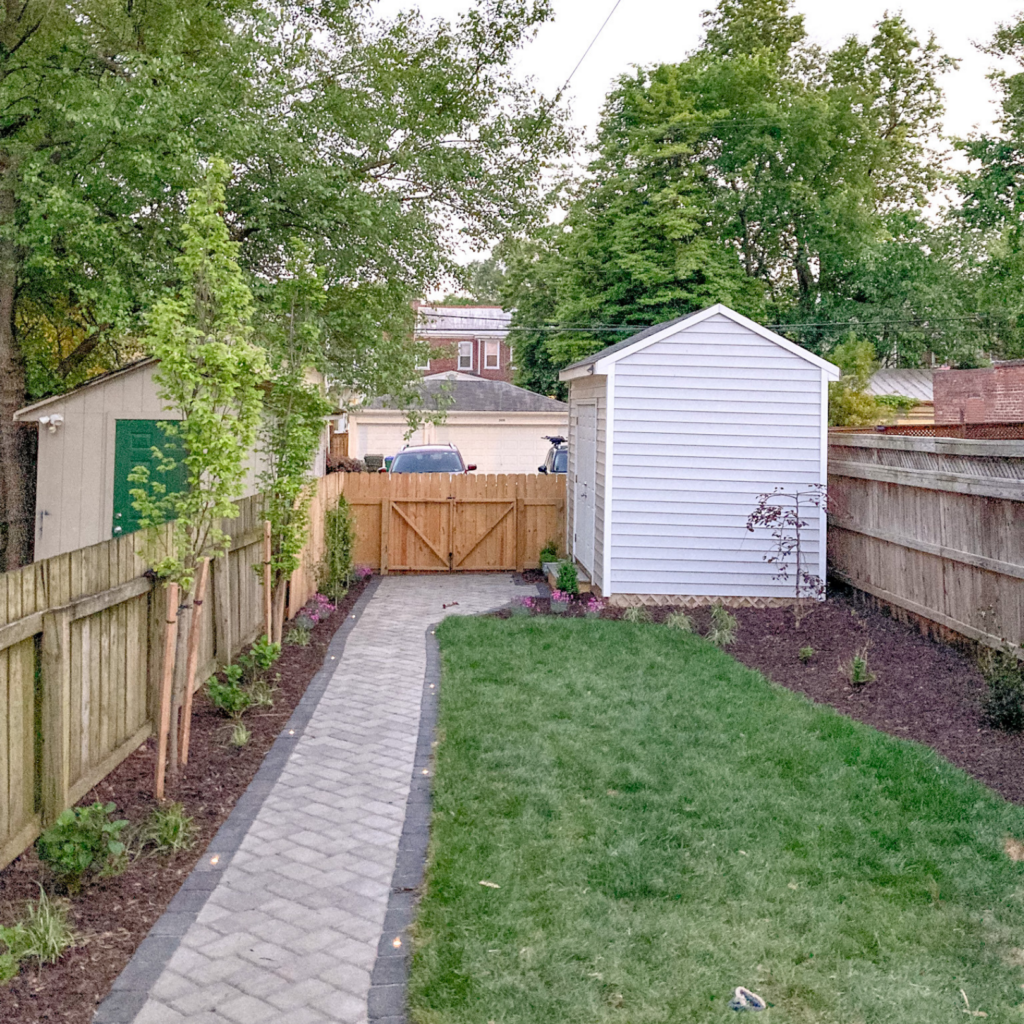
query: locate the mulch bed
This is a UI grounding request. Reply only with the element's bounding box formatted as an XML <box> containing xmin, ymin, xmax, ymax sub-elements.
<box><xmin>498</xmin><ymin>589</ymin><xmax>1024</xmax><ymax>806</ymax></box>
<box><xmin>728</xmin><ymin>592</ymin><xmax>1024</xmax><ymax>807</ymax></box>
<box><xmin>0</xmin><ymin>579</ymin><xmax>367</xmax><ymax>1023</ymax></box>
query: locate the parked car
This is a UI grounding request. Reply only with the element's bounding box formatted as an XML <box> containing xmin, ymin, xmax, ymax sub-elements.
<box><xmin>387</xmin><ymin>443</ymin><xmax>477</xmax><ymax>474</ymax></box>
<box><xmin>538</xmin><ymin>435</ymin><xmax>567</xmax><ymax>474</ymax></box>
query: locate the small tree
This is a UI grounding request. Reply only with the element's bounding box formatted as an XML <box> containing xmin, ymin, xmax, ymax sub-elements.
<box><xmin>130</xmin><ymin>159</ymin><xmax>267</xmax><ymax>775</ymax></box>
<box><xmin>828</xmin><ymin>337</ymin><xmax>884</xmax><ymax>427</ymax></box>
<box><xmin>746</xmin><ymin>485</ymin><xmax>827</xmax><ymax>617</ymax></box>
<box><xmin>254</xmin><ymin>244</ymin><xmax>333</xmax><ymax>642</ymax></box>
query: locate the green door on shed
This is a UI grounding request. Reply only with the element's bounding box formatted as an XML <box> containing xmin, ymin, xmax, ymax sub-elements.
<box><xmin>112</xmin><ymin>420</ymin><xmax>186</xmax><ymax>537</ymax></box>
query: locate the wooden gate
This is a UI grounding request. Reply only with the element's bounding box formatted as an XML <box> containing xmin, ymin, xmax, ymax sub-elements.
<box><xmin>291</xmin><ymin>472</ymin><xmax>565</xmax><ymax>593</ymax></box>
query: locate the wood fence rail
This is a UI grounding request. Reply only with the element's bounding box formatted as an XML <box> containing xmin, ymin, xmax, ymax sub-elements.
<box><xmin>827</xmin><ymin>431</ymin><xmax>1024</xmax><ymax>656</ymax></box>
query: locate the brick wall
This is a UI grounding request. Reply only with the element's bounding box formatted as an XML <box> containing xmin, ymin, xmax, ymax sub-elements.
<box><xmin>421</xmin><ymin>335</ymin><xmax>514</xmax><ymax>382</ymax></box>
<box><xmin>933</xmin><ymin>362</ymin><xmax>1024</xmax><ymax>424</ymax></box>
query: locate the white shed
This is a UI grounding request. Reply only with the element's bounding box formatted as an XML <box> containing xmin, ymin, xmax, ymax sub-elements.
<box><xmin>558</xmin><ymin>305</ymin><xmax>839</xmax><ymax>605</ymax></box>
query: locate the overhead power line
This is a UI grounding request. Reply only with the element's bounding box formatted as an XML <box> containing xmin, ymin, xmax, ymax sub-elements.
<box><xmin>555</xmin><ymin>0</ymin><xmax>626</xmax><ymax>101</ymax></box>
<box><xmin>418</xmin><ymin>311</ymin><xmax>1006</xmax><ymax>333</ymax></box>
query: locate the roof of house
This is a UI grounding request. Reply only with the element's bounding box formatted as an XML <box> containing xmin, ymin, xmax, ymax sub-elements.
<box><xmin>416</xmin><ymin>305</ymin><xmax>511</xmax><ymax>334</ymax></box>
<box><xmin>364</xmin><ymin>376</ymin><xmax>565</xmax><ymax>414</ymax></box>
<box><xmin>560</xmin><ymin>305</ymin><xmax>839</xmax><ymax>378</ymax></box>
<box><xmin>866</xmin><ymin>368</ymin><xmax>934</xmax><ymax>402</ymax></box>
<box><xmin>14</xmin><ymin>356</ymin><xmax>157</xmax><ymax>420</ymax></box>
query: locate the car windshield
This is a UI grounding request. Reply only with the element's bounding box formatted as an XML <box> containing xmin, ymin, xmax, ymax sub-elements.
<box><xmin>390</xmin><ymin>450</ymin><xmax>464</xmax><ymax>473</ymax></box>
<box><xmin>552</xmin><ymin>449</ymin><xmax>568</xmax><ymax>473</ymax></box>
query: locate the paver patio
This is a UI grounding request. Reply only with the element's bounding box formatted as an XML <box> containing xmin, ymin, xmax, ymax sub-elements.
<box><xmin>94</xmin><ymin>574</ymin><xmax>531</xmax><ymax>1024</ymax></box>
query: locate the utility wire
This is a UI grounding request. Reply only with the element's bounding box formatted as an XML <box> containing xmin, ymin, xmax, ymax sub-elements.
<box><xmin>418</xmin><ymin>311</ymin><xmax>1007</xmax><ymax>332</ymax></box>
<box><xmin>555</xmin><ymin>0</ymin><xmax>625</xmax><ymax>102</ymax></box>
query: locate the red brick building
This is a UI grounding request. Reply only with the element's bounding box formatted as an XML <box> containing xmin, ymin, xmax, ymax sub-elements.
<box><xmin>933</xmin><ymin>361</ymin><xmax>1024</xmax><ymax>424</ymax></box>
<box><xmin>415</xmin><ymin>304</ymin><xmax>513</xmax><ymax>382</ymax></box>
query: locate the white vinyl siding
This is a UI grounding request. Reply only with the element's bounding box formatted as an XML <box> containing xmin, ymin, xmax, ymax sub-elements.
<box><xmin>566</xmin><ymin>374</ymin><xmax>607</xmax><ymax>592</ymax></box>
<box><xmin>609</xmin><ymin>313</ymin><xmax>824</xmax><ymax>597</ymax></box>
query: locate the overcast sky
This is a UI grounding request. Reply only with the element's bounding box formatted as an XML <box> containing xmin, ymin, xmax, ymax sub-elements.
<box><xmin>378</xmin><ymin>0</ymin><xmax>1016</xmax><ymax>142</ymax></box>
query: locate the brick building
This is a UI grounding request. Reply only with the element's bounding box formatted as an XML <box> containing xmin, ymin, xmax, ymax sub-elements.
<box><xmin>415</xmin><ymin>304</ymin><xmax>513</xmax><ymax>382</ymax></box>
<box><xmin>933</xmin><ymin>361</ymin><xmax>1024</xmax><ymax>424</ymax></box>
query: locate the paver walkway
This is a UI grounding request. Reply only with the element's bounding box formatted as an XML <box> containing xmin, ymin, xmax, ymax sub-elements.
<box><xmin>95</xmin><ymin>574</ymin><xmax>530</xmax><ymax>1024</ymax></box>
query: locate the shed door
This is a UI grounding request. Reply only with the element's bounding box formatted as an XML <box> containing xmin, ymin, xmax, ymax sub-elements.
<box><xmin>573</xmin><ymin>402</ymin><xmax>597</xmax><ymax>574</ymax></box>
<box><xmin>112</xmin><ymin>420</ymin><xmax>186</xmax><ymax>537</ymax></box>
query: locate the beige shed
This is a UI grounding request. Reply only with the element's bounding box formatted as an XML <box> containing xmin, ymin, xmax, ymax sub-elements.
<box><xmin>14</xmin><ymin>358</ymin><xmax>328</xmax><ymax>561</ymax></box>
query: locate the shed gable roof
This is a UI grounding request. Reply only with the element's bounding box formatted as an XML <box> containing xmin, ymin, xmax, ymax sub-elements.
<box><xmin>559</xmin><ymin>305</ymin><xmax>839</xmax><ymax>380</ymax></box>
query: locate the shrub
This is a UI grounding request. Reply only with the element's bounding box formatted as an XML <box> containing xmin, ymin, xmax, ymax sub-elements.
<box><xmin>846</xmin><ymin>648</ymin><xmax>876</xmax><ymax>687</ymax></box>
<box><xmin>318</xmin><ymin>496</ymin><xmax>356</xmax><ymax>602</ymax></box>
<box><xmin>705</xmin><ymin>603</ymin><xmax>738</xmax><ymax>647</ymax></box>
<box><xmin>0</xmin><ymin>888</ymin><xmax>77</xmax><ymax>981</ymax></box>
<box><xmin>285</xmin><ymin>622</ymin><xmax>312</xmax><ymax>646</ymax></box>
<box><xmin>36</xmin><ymin>803</ymin><xmax>128</xmax><ymax>893</ymax></box>
<box><xmin>666</xmin><ymin>611</ymin><xmax>694</xmax><ymax>632</ymax></box>
<box><xmin>229</xmin><ymin>721</ymin><xmax>252</xmax><ymax>748</ymax></box>
<box><xmin>555</xmin><ymin>560</ymin><xmax>580</xmax><ymax>596</ymax></box>
<box><xmin>981</xmin><ymin>652</ymin><xmax>1024</xmax><ymax>732</ymax></box>
<box><xmin>623</xmin><ymin>606</ymin><xmax>651</xmax><ymax>624</ymax></box>
<box><xmin>583</xmin><ymin>595</ymin><xmax>604</xmax><ymax>619</ymax></box>
<box><xmin>539</xmin><ymin>540</ymin><xmax>558</xmax><ymax>569</ymax></box>
<box><xmin>250</xmin><ymin>634</ymin><xmax>281</xmax><ymax>671</ymax></box>
<box><xmin>248</xmin><ymin>676</ymin><xmax>277</xmax><ymax>710</ymax></box>
<box><xmin>798</xmin><ymin>646</ymin><xmax>815</xmax><ymax>663</ymax></box>
<box><xmin>207</xmin><ymin>676</ymin><xmax>252</xmax><ymax>719</ymax></box>
<box><xmin>137</xmin><ymin>803</ymin><xmax>197</xmax><ymax>856</ymax></box>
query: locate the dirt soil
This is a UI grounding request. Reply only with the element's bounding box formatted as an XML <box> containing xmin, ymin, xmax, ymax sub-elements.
<box><xmin>499</xmin><ymin>590</ymin><xmax>1024</xmax><ymax>806</ymax></box>
<box><xmin>0</xmin><ymin>580</ymin><xmax>367</xmax><ymax>1023</ymax></box>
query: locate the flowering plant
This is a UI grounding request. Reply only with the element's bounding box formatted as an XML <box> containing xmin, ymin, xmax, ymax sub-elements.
<box><xmin>299</xmin><ymin>593</ymin><xmax>336</xmax><ymax>625</ymax></box>
<box><xmin>583</xmin><ymin>595</ymin><xmax>604</xmax><ymax>618</ymax></box>
<box><xmin>354</xmin><ymin>565</ymin><xmax>373</xmax><ymax>581</ymax></box>
<box><xmin>509</xmin><ymin>596</ymin><xmax>534</xmax><ymax>617</ymax></box>
<box><xmin>549</xmin><ymin>589</ymin><xmax>570</xmax><ymax>613</ymax></box>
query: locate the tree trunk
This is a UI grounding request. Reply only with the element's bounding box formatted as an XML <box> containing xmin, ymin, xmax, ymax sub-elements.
<box><xmin>167</xmin><ymin>596</ymin><xmax>192</xmax><ymax>779</ymax></box>
<box><xmin>272</xmin><ymin>579</ymin><xmax>288</xmax><ymax>645</ymax></box>
<box><xmin>0</xmin><ymin>165</ymin><xmax>32</xmax><ymax>570</ymax></box>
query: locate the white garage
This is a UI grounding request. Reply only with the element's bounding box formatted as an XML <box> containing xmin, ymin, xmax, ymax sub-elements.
<box><xmin>559</xmin><ymin>305</ymin><xmax>839</xmax><ymax>604</ymax></box>
<box><xmin>346</xmin><ymin>373</ymin><xmax>568</xmax><ymax>475</ymax></box>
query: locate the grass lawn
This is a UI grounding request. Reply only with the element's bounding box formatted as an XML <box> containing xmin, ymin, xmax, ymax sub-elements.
<box><xmin>409</xmin><ymin>616</ymin><xmax>1024</xmax><ymax>1024</ymax></box>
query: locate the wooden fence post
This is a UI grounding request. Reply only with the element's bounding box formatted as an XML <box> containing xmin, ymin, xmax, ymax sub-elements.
<box><xmin>40</xmin><ymin>609</ymin><xmax>71</xmax><ymax>826</ymax></box>
<box><xmin>212</xmin><ymin>555</ymin><xmax>232</xmax><ymax>667</ymax></box>
<box><xmin>155</xmin><ymin>582</ymin><xmax>179</xmax><ymax>802</ymax></box>
<box><xmin>179</xmin><ymin>557</ymin><xmax>210</xmax><ymax>766</ymax></box>
<box><xmin>380</xmin><ymin>498</ymin><xmax>390</xmax><ymax>576</ymax></box>
<box><xmin>515</xmin><ymin>495</ymin><xmax>526</xmax><ymax>573</ymax></box>
<box><xmin>263</xmin><ymin>520</ymin><xmax>272</xmax><ymax>640</ymax></box>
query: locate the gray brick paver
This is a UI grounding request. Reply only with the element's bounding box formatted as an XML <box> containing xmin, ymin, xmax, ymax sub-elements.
<box><xmin>97</xmin><ymin>574</ymin><xmax>525</xmax><ymax>1023</ymax></box>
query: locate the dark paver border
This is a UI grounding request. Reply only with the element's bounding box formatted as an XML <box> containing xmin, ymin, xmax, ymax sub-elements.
<box><xmin>366</xmin><ymin>622</ymin><xmax>441</xmax><ymax>1024</ymax></box>
<box><xmin>94</xmin><ymin>576</ymin><xmax>383</xmax><ymax>1024</ymax></box>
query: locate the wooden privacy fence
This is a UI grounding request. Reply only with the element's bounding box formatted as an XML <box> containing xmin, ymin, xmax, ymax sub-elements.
<box><xmin>287</xmin><ymin>472</ymin><xmax>566</xmax><ymax>607</ymax></box>
<box><xmin>828</xmin><ymin>431</ymin><xmax>1024</xmax><ymax>654</ymax></box>
<box><xmin>1</xmin><ymin>495</ymin><xmax>269</xmax><ymax>871</ymax></box>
